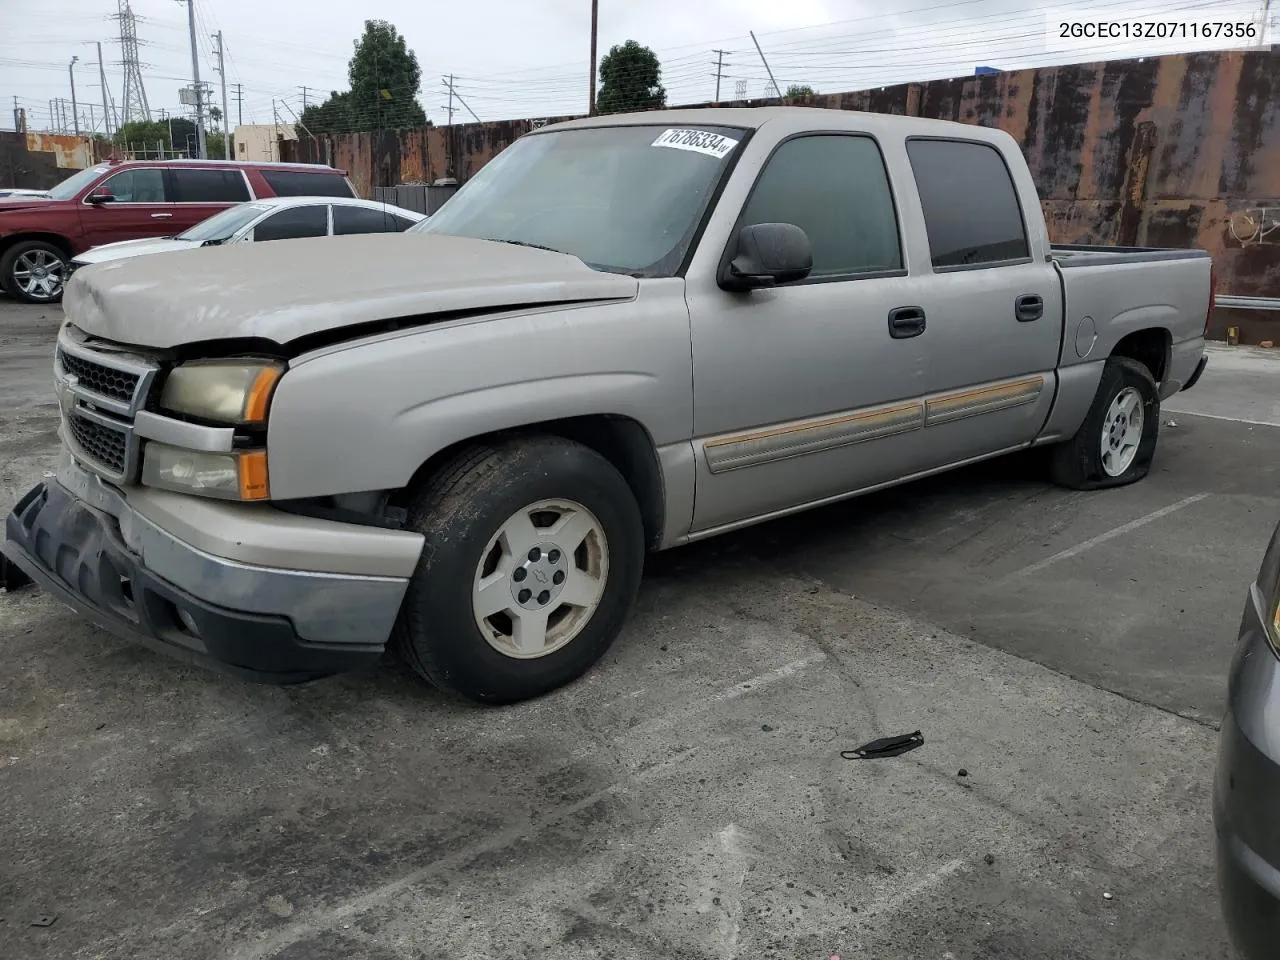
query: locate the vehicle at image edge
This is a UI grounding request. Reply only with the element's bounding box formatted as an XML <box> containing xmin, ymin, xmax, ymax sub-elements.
<box><xmin>70</xmin><ymin>196</ymin><xmax>424</xmax><ymax>270</ymax></box>
<box><xmin>0</xmin><ymin>107</ymin><xmax>1215</xmax><ymax>706</ymax></box>
<box><xmin>0</xmin><ymin>158</ymin><xmax>356</xmax><ymax>304</ymax></box>
<box><xmin>0</xmin><ymin>188</ymin><xmax>51</xmax><ymax>199</ymax></box>
<box><xmin>1215</xmin><ymin>521</ymin><xmax>1280</xmax><ymax>960</ymax></box>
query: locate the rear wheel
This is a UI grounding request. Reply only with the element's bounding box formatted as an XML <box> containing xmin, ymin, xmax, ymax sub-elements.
<box><xmin>393</xmin><ymin>436</ymin><xmax>645</xmax><ymax>705</ymax></box>
<box><xmin>1048</xmin><ymin>356</ymin><xmax>1160</xmax><ymax>490</ymax></box>
<box><xmin>1</xmin><ymin>240</ymin><xmax>68</xmax><ymax>304</ymax></box>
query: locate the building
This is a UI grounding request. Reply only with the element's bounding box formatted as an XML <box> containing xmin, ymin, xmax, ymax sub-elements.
<box><xmin>232</xmin><ymin>123</ymin><xmax>297</xmax><ymax>163</ymax></box>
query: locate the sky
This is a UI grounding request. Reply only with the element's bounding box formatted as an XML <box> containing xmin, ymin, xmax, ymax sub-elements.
<box><xmin>1</xmin><ymin>0</ymin><xmax>1272</xmax><ymax>136</ymax></box>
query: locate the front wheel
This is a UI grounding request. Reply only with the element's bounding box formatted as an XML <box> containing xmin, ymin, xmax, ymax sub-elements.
<box><xmin>393</xmin><ymin>436</ymin><xmax>645</xmax><ymax>705</ymax></box>
<box><xmin>1</xmin><ymin>240</ymin><xmax>68</xmax><ymax>304</ymax></box>
<box><xmin>1048</xmin><ymin>356</ymin><xmax>1160</xmax><ymax>490</ymax></box>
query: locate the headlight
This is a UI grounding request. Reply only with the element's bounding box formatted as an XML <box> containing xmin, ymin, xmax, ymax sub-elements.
<box><xmin>1259</xmin><ymin>523</ymin><xmax>1280</xmax><ymax>656</ymax></box>
<box><xmin>160</xmin><ymin>360</ymin><xmax>282</xmax><ymax>425</ymax></box>
<box><xmin>141</xmin><ymin>442</ymin><xmax>269</xmax><ymax>501</ymax></box>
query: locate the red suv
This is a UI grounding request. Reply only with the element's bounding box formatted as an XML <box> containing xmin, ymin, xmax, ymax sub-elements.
<box><xmin>0</xmin><ymin>159</ymin><xmax>356</xmax><ymax>303</ymax></box>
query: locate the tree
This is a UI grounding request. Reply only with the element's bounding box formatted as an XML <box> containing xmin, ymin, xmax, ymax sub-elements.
<box><xmin>784</xmin><ymin>84</ymin><xmax>817</xmax><ymax>100</ymax></box>
<box><xmin>596</xmin><ymin>40</ymin><xmax>666</xmax><ymax>115</ymax></box>
<box><xmin>209</xmin><ymin>105</ymin><xmax>223</xmax><ymax>130</ymax></box>
<box><xmin>299</xmin><ymin>20</ymin><xmax>426</xmax><ymax>134</ymax></box>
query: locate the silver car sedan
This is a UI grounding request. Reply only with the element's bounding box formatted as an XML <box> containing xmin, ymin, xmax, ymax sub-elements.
<box><xmin>70</xmin><ymin>195</ymin><xmax>424</xmax><ymax>269</ymax></box>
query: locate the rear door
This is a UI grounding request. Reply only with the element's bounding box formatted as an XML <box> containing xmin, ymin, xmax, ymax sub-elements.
<box><xmin>166</xmin><ymin>167</ymin><xmax>253</xmax><ymax>233</ymax></box>
<box><xmin>331</xmin><ymin>205</ymin><xmax>414</xmax><ymax>235</ymax></box>
<box><xmin>249</xmin><ymin>204</ymin><xmax>330</xmax><ymax>242</ymax></box>
<box><xmin>79</xmin><ymin>167</ymin><xmax>175</xmax><ymax>247</ymax></box>
<box><xmin>905</xmin><ymin>138</ymin><xmax>1062</xmax><ymax>464</ymax></box>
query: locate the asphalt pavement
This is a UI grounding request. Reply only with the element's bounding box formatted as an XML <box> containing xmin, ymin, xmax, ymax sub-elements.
<box><xmin>2</xmin><ymin>300</ymin><xmax>1274</xmax><ymax>960</ymax></box>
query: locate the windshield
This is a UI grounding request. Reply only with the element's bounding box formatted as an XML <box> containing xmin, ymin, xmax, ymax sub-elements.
<box><xmin>48</xmin><ymin>165</ymin><xmax>110</xmax><ymax>201</ymax></box>
<box><xmin>179</xmin><ymin>203</ymin><xmax>272</xmax><ymax>243</ymax></box>
<box><xmin>410</xmin><ymin>124</ymin><xmax>745</xmax><ymax>277</ymax></box>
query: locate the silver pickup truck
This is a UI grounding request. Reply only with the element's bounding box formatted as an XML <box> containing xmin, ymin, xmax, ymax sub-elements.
<box><xmin>2</xmin><ymin>107</ymin><xmax>1214</xmax><ymax>704</ymax></box>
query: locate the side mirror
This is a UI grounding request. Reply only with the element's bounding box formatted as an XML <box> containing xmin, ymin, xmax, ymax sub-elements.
<box><xmin>86</xmin><ymin>190</ymin><xmax>115</xmax><ymax>204</ymax></box>
<box><xmin>720</xmin><ymin>222</ymin><xmax>812</xmax><ymax>292</ymax></box>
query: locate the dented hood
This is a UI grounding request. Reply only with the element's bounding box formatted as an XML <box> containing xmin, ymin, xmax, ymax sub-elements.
<box><xmin>62</xmin><ymin>233</ymin><xmax>639</xmax><ymax>350</ymax></box>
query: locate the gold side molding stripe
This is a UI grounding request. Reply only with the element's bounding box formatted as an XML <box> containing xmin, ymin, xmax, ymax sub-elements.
<box><xmin>701</xmin><ymin>374</ymin><xmax>1048</xmax><ymax>475</ymax></box>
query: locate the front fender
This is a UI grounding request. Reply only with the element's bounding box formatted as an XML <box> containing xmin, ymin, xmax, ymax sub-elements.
<box><xmin>265</xmin><ymin>281</ymin><xmax>694</xmax><ymax>501</ymax></box>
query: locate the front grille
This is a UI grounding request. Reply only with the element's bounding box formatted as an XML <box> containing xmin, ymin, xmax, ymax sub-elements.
<box><xmin>57</xmin><ymin>348</ymin><xmax>140</xmax><ymax>405</ymax></box>
<box><xmin>67</xmin><ymin>412</ymin><xmax>128</xmax><ymax>475</ymax></box>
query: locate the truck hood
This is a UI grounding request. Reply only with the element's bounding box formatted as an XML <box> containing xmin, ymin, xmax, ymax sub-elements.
<box><xmin>75</xmin><ymin>236</ymin><xmax>199</xmax><ymax>265</ymax></box>
<box><xmin>0</xmin><ymin>197</ymin><xmax>60</xmax><ymax>211</ymax></box>
<box><xmin>63</xmin><ymin>233</ymin><xmax>640</xmax><ymax>350</ymax></box>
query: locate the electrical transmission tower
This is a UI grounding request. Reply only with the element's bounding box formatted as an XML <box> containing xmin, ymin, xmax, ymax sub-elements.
<box><xmin>113</xmin><ymin>0</ymin><xmax>151</xmax><ymax>124</ymax></box>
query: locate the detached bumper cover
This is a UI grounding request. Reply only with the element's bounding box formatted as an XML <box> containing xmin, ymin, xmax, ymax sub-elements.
<box><xmin>3</xmin><ymin>477</ymin><xmax>409</xmax><ymax>682</ymax></box>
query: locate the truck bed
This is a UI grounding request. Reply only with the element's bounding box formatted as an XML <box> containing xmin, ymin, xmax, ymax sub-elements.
<box><xmin>1050</xmin><ymin>243</ymin><xmax>1211</xmax><ymax>268</ymax></box>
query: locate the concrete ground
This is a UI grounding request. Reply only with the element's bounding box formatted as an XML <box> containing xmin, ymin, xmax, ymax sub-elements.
<box><xmin>1</xmin><ymin>300</ymin><xmax>1274</xmax><ymax>960</ymax></box>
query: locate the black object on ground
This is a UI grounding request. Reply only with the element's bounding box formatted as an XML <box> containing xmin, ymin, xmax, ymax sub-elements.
<box><xmin>842</xmin><ymin>730</ymin><xmax>924</xmax><ymax>760</ymax></box>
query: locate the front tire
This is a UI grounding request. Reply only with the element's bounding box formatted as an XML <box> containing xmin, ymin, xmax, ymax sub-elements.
<box><xmin>393</xmin><ymin>436</ymin><xmax>645</xmax><ymax>705</ymax></box>
<box><xmin>1</xmin><ymin>240</ymin><xmax>68</xmax><ymax>304</ymax></box>
<box><xmin>1048</xmin><ymin>356</ymin><xmax>1160</xmax><ymax>490</ymax></box>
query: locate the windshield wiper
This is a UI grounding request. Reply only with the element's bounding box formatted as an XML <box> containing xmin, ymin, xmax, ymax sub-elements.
<box><xmin>480</xmin><ymin>237</ymin><xmax>561</xmax><ymax>254</ymax></box>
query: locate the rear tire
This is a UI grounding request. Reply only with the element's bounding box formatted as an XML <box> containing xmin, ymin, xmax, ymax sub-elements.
<box><xmin>0</xmin><ymin>240</ymin><xmax>68</xmax><ymax>304</ymax></box>
<box><xmin>1048</xmin><ymin>356</ymin><xmax>1160</xmax><ymax>490</ymax></box>
<box><xmin>393</xmin><ymin>436</ymin><xmax>645</xmax><ymax>705</ymax></box>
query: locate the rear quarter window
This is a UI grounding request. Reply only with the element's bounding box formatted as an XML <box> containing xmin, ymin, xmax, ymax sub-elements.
<box><xmin>906</xmin><ymin>139</ymin><xmax>1030</xmax><ymax>269</ymax></box>
<box><xmin>260</xmin><ymin>170</ymin><xmax>355</xmax><ymax>198</ymax></box>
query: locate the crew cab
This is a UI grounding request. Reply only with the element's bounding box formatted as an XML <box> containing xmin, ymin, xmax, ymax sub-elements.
<box><xmin>0</xmin><ymin>158</ymin><xmax>356</xmax><ymax>303</ymax></box>
<box><xmin>1</xmin><ymin>108</ymin><xmax>1215</xmax><ymax>705</ymax></box>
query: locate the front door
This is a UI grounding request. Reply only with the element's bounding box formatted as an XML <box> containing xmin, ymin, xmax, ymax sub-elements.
<box><xmin>686</xmin><ymin>133</ymin><xmax>930</xmax><ymax>533</ymax></box>
<box><xmin>904</xmin><ymin>138</ymin><xmax>1063</xmax><ymax>464</ymax></box>
<box><xmin>79</xmin><ymin>167</ymin><xmax>175</xmax><ymax>248</ymax></box>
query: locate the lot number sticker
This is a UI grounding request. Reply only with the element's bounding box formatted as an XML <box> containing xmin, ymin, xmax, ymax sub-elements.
<box><xmin>651</xmin><ymin>128</ymin><xmax>740</xmax><ymax>159</ymax></box>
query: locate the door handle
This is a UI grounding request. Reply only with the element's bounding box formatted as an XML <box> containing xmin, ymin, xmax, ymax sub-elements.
<box><xmin>887</xmin><ymin>306</ymin><xmax>927</xmax><ymax>339</ymax></box>
<box><xmin>150</xmin><ymin>212</ymin><xmax>173</xmax><ymax>219</ymax></box>
<box><xmin>1015</xmin><ymin>294</ymin><xmax>1043</xmax><ymax>322</ymax></box>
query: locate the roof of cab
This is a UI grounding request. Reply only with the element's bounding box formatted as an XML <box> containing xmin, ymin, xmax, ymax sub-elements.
<box><xmin>537</xmin><ymin>106</ymin><xmax>1015</xmax><ymax>144</ymax></box>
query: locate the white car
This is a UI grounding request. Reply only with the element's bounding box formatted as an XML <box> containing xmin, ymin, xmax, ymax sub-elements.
<box><xmin>0</xmin><ymin>188</ymin><xmax>52</xmax><ymax>199</ymax></box>
<box><xmin>71</xmin><ymin>196</ymin><xmax>425</xmax><ymax>268</ymax></box>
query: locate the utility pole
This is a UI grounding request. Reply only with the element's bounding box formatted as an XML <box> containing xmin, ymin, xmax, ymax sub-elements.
<box><xmin>96</xmin><ymin>42</ymin><xmax>112</xmax><ymax>139</ymax></box>
<box><xmin>176</xmin><ymin>0</ymin><xmax>206</xmax><ymax>158</ymax></box>
<box><xmin>299</xmin><ymin>86</ymin><xmax>311</xmax><ymax>110</ymax></box>
<box><xmin>711</xmin><ymin>49</ymin><xmax>728</xmax><ymax>103</ymax></box>
<box><xmin>272</xmin><ymin>98</ymin><xmax>279</xmax><ymax>161</ymax></box>
<box><xmin>213</xmin><ymin>30</ymin><xmax>230</xmax><ymax>158</ymax></box>
<box><xmin>68</xmin><ymin>56</ymin><xmax>80</xmax><ymax>136</ymax></box>
<box><xmin>87</xmin><ymin>104</ymin><xmax>97</xmax><ymax>135</ymax></box>
<box><xmin>749</xmin><ymin>31</ymin><xmax>781</xmax><ymax>99</ymax></box>
<box><xmin>588</xmin><ymin>0</ymin><xmax>599</xmax><ymax>115</ymax></box>
<box><xmin>233</xmin><ymin>83</ymin><xmax>243</xmax><ymax>126</ymax></box>
<box><xmin>442</xmin><ymin>76</ymin><xmax>480</xmax><ymax>124</ymax></box>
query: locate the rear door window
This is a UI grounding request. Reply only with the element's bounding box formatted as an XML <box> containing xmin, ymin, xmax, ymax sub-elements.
<box><xmin>906</xmin><ymin>139</ymin><xmax>1030</xmax><ymax>269</ymax></box>
<box><xmin>169</xmin><ymin>168</ymin><xmax>251</xmax><ymax>203</ymax></box>
<box><xmin>252</xmin><ymin>205</ymin><xmax>329</xmax><ymax>241</ymax></box>
<box><xmin>332</xmin><ymin>205</ymin><xmax>410</xmax><ymax>235</ymax></box>
<box><xmin>96</xmin><ymin>168</ymin><xmax>167</xmax><ymax>203</ymax></box>
<box><xmin>260</xmin><ymin>170</ymin><xmax>355</xmax><ymax>198</ymax></box>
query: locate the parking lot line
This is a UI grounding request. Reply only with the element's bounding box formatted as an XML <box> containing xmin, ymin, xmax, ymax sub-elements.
<box><xmin>1165</xmin><ymin>410</ymin><xmax>1280</xmax><ymax>429</ymax></box>
<box><xmin>1005</xmin><ymin>493</ymin><xmax>1209</xmax><ymax>580</ymax></box>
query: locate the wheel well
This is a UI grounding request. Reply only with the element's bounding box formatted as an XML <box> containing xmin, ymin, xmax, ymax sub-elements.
<box><xmin>0</xmin><ymin>233</ymin><xmax>74</xmax><ymax>264</ymax></box>
<box><xmin>1110</xmin><ymin>328</ymin><xmax>1170</xmax><ymax>383</ymax></box>
<box><xmin>398</xmin><ymin>415</ymin><xmax>667</xmax><ymax>550</ymax></box>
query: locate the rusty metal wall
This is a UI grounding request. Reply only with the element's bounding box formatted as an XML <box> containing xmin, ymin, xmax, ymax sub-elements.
<box><xmin>290</xmin><ymin>50</ymin><xmax>1280</xmax><ymax>300</ymax></box>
